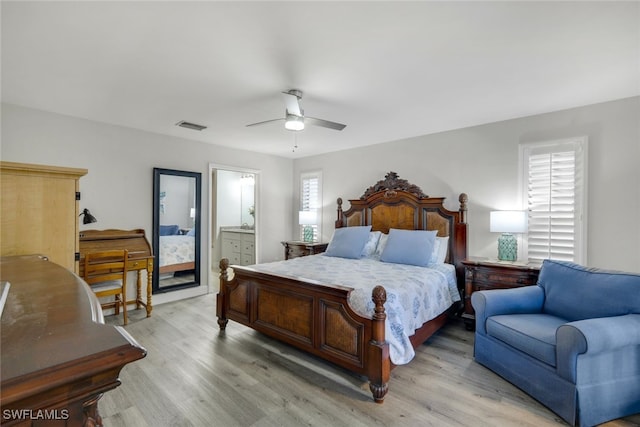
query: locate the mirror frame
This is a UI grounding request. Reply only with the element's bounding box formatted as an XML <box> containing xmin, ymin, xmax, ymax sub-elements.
<box><xmin>152</xmin><ymin>167</ymin><xmax>202</xmax><ymax>294</ymax></box>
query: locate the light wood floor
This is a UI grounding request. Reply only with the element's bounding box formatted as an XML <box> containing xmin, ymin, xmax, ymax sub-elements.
<box><xmin>103</xmin><ymin>295</ymin><xmax>640</xmax><ymax>427</ymax></box>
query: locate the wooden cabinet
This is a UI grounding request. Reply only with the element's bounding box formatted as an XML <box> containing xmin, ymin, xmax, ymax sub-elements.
<box><xmin>461</xmin><ymin>257</ymin><xmax>541</xmax><ymax>330</ymax></box>
<box><xmin>0</xmin><ymin>161</ymin><xmax>87</xmax><ymax>273</ymax></box>
<box><xmin>281</xmin><ymin>241</ymin><xmax>328</xmax><ymax>260</ymax></box>
<box><xmin>221</xmin><ymin>230</ymin><xmax>255</xmax><ymax>266</ymax></box>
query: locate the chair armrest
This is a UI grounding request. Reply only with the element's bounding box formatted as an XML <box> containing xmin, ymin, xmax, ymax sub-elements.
<box><xmin>471</xmin><ymin>286</ymin><xmax>544</xmax><ymax>334</ymax></box>
<box><xmin>556</xmin><ymin>314</ymin><xmax>640</xmax><ymax>382</ymax></box>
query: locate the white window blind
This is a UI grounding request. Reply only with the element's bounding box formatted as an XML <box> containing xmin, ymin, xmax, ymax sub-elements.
<box><xmin>300</xmin><ymin>171</ymin><xmax>322</xmax><ymax>241</ymax></box>
<box><xmin>521</xmin><ymin>138</ymin><xmax>587</xmax><ymax>264</ymax></box>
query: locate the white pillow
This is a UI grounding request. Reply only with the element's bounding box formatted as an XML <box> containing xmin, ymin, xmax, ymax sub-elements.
<box><xmin>435</xmin><ymin>236</ymin><xmax>449</xmax><ymax>263</ymax></box>
<box><xmin>429</xmin><ymin>239</ymin><xmax>441</xmax><ymax>264</ymax></box>
<box><xmin>420</xmin><ymin>235</ymin><xmax>451</xmax><ymax>264</ymax></box>
<box><xmin>361</xmin><ymin>231</ymin><xmax>382</xmax><ymax>258</ymax></box>
<box><xmin>374</xmin><ymin>233</ymin><xmax>388</xmax><ymax>258</ymax></box>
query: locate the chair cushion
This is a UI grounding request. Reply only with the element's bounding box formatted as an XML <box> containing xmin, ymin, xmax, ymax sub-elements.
<box><xmin>486</xmin><ymin>313</ymin><xmax>567</xmax><ymax>367</ymax></box>
<box><xmin>90</xmin><ymin>280</ymin><xmax>123</xmax><ymax>292</ymax></box>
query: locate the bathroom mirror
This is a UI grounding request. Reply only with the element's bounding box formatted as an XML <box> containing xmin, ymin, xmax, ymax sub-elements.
<box><xmin>152</xmin><ymin>168</ymin><xmax>201</xmax><ymax>293</ymax></box>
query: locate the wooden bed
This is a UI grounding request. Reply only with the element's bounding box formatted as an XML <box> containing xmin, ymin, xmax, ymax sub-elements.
<box><xmin>217</xmin><ymin>172</ymin><xmax>468</xmax><ymax>402</ymax></box>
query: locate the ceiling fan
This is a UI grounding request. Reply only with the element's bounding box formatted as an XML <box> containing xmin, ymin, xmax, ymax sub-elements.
<box><xmin>246</xmin><ymin>89</ymin><xmax>346</xmax><ymax>132</ymax></box>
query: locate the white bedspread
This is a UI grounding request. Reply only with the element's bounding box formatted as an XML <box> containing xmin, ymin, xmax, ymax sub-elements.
<box><xmin>159</xmin><ymin>235</ymin><xmax>195</xmax><ymax>267</ymax></box>
<box><xmin>249</xmin><ymin>255</ymin><xmax>460</xmax><ymax>365</ymax></box>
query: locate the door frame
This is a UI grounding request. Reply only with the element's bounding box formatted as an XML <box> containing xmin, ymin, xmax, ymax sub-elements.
<box><xmin>208</xmin><ymin>163</ymin><xmax>260</xmax><ymax>277</ymax></box>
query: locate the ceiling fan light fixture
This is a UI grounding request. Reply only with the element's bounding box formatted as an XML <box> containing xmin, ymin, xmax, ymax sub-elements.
<box><xmin>284</xmin><ymin>114</ymin><xmax>305</xmax><ymax>131</ymax></box>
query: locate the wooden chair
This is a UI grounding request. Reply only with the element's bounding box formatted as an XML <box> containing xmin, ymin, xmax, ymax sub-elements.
<box><xmin>83</xmin><ymin>249</ymin><xmax>129</xmax><ymax>325</ymax></box>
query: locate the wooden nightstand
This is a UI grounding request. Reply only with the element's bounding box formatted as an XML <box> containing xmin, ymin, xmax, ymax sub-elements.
<box><xmin>281</xmin><ymin>241</ymin><xmax>328</xmax><ymax>260</ymax></box>
<box><xmin>461</xmin><ymin>257</ymin><xmax>541</xmax><ymax>330</ymax></box>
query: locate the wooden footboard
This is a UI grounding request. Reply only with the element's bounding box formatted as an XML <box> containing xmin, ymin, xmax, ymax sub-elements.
<box><xmin>217</xmin><ymin>258</ymin><xmax>391</xmax><ymax>402</ymax></box>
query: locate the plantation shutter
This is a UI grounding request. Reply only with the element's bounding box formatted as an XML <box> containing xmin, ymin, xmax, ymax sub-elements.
<box><xmin>300</xmin><ymin>171</ymin><xmax>322</xmax><ymax>241</ymax></box>
<box><xmin>522</xmin><ymin>138</ymin><xmax>587</xmax><ymax>263</ymax></box>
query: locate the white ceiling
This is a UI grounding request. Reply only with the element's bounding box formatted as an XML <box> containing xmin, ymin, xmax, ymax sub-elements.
<box><xmin>2</xmin><ymin>1</ymin><xmax>639</xmax><ymax>159</ymax></box>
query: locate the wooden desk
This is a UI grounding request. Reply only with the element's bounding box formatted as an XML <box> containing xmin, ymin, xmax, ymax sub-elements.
<box><xmin>1</xmin><ymin>255</ymin><xmax>146</xmax><ymax>426</ymax></box>
<box><xmin>79</xmin><ymin>229</ymin><xmax>154</xmax><ymax>317</ymax></box>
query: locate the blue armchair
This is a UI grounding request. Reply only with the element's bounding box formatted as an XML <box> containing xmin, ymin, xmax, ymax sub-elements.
<box><xmin>472</xmin><ymin>259</ymin><xmax>640</xmax><ymax>427</ymax></box>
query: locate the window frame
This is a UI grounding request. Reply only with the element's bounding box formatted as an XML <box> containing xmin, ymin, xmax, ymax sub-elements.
<box><xmin>519</xmin><ymin>136</ymin><xmax>588</xmax><ymax>264</ymax></box>
<box><xmin>299</xmin><ymin>170</ymin><xmax>322</xmax><ymax>242</ymax></box>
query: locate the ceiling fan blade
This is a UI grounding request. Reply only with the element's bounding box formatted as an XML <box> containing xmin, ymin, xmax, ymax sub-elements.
<box><xmin>246</xmin><ymin>118</ymin><xmax>285</xmax><ymax>127</ymax></box>
<box><xmin>281</xmin><ymin>91</ymin><xmax>302</xmax><ymax>116</ymax></box>
<box><xmin>305</xmin><ymin>116</ymin><xmax>347</xmax><ymax>131</ymax></box>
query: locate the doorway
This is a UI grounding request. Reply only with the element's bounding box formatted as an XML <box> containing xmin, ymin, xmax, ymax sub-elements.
<box><xmin>208</xmin><ymin>164</ymin><xmax>259</xmax><ymax>276</ymax></box>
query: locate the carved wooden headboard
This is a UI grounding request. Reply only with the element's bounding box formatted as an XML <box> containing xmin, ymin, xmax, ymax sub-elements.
<box><xmin>335</xmin><ymin>172</ymin><xmax>468</xmax><ymax>289</ymax></box>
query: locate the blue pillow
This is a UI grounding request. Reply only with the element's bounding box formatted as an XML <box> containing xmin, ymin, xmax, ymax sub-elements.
<box><xmin>380</xmin><ymin>229</ymin><xmax>437</xmax><ymax>267</ymax></box>
<box><xmin>324</xmin><ymin>226</ymin><xmax>372</xmax><ymax>259</ymax></box>
<box><xmin>159</xmin><ymin>224</ymin><xmax>179</xmax><ymax>236</ymax></box>
<box><xmin>186</xmin><ymin>227</ymin><xmax>196</xmax><ymax>236</ymax></box>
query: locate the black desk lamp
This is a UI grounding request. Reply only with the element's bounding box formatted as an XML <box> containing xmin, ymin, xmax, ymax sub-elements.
<box><xmin>79</xmin><ymin>208</ymin><xmax>97</xmax><ymax>224</ymax></box>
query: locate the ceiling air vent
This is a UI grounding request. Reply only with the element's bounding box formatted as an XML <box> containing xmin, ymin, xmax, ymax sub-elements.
<box><xmin>176</xmin><ymin>120</ymin><xmax>207</xmax><ymax>131</ymax></box>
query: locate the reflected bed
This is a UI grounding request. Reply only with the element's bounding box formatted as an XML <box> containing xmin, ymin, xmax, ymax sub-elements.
<box><xmin>158</xmin><ymin>235</ymin><xmax>195</xmax><ymax>274</ymax></box>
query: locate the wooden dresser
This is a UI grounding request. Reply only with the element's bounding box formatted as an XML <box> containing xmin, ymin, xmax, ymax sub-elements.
<box><xmin>0</xmin><ymin>161</ymin><xmax>87</xmax><ymax>273</ymax></box>
<box><xmin>0</xmin><ymin>255</ymin><xmax>146</xmax><ymax>426</ymax></box>
<box><xmin>281</xmin><ymin>241</ymin><xmax>329</xmax><ymax>260</ymax></box>
<box><xmin>461</xmin><ymin>257</ymin><xmax>541</xmax><ymax>330</ymax></box>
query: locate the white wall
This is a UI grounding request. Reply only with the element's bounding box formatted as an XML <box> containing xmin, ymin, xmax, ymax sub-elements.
<box><xmin>294</xmin><ymin>97</ymin><xmax>640</xmax><ymax>273</ymax></box>
<box><xmin>216</xmin><ymin>169</ymin><xmax>243</xmax><ymax>228</ymax></box>
<box><xmin>159</xmin><ymin>174</ymin><xmax>194</xmax><ymax>229</ymax></box>
<box><xmin>1</xmin><ymin>103</ymin><xmax>294</xmax><ymax>303</ymax></box>
<box><xmin>3</xmin><ymin>95</ymin><xmax>638</xmax><ymax>297</ymax></box>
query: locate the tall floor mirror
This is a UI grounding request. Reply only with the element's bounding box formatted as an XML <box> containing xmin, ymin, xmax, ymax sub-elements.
<box><xmin>153</xmin><ymin>168</ymin><xmax>201</xmax><ymax>293</ymax></box>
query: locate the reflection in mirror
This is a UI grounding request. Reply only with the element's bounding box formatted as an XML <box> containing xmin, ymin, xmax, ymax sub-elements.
<box><xmin>240</xmin><ymin>174</ymin><xmax>255</xmax><ymax>229</ymax></box>
<box><xmin>153</xmin><ymin>168</ymin><xmax>201</xmax><ymax>293</ymax></box>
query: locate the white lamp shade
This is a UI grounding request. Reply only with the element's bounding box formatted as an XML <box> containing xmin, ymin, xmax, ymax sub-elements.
<box><xmin>298</xmin><ymin>210</ymin><xmax>317</xmax><ymax>225</ymax></box>
<box><xmin>490</xmin><ymin>211</ymin><xmax>527</xmax><ymax>233</ymax></box>
<box><xmin>190</xmin><ymin>207</ymin><xmax>196</xmax><ymax>219</ymax></box>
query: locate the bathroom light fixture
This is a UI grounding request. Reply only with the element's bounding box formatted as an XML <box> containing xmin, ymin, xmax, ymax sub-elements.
<box><xmin>284</xmin><ymin>114</ymin><xmax>304</xmax><ymax>131</ymax></box>
<box><xmin>490</xmin><ymin>211</ymin><xmax>527</xmax><ymax>261</ymax></box>
<box><xmin>240</xmin><ymin>174</ymin><xmax>255</xmax><ymax>186</ymax></box>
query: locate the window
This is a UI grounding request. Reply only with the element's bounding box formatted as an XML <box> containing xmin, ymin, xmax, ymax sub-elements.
<box><xmin>520</xmin><ymin>137</ymin><xmax>588</xmax><ymax>264</ymax></box>
<box><xmin>300</xmin><ymin>171</ymin><xmax>322</xmax><ymax>241</ymax></box>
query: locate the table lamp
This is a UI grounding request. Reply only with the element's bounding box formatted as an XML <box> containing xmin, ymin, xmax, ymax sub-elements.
<box><xmin>490</xmin><ymin>211</ymin><xmax>527</xmax><ymax>261</ymax></box>
<box><xmin>298</xmin><ymin>210</ymin><xmax>317</xmax><ymax>243</ymax></box>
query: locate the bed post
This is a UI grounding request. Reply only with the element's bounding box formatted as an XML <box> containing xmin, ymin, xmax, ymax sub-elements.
<box><xmin>368</xmin><ymin>285</ymin><xmax>390</xmax><ymax>403</ymax></box>
<box><xmin>335</xmin><ymin>197</ymin><xmax>344</xmax><ymax>229</ymax></box>
<box><xmin>458</xmin><ymin>193</ymin><xmax>468</xmax><ymax>223</ymax></box>
<box><xmin>454</xmin><ymin>193</ymin><xmax>469</xmax><ymax>294</ymax></box>
<box><xmin>217</xmin><ymin>258</ymin><xmax>229</xmax><ymax>330</ymax></box>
